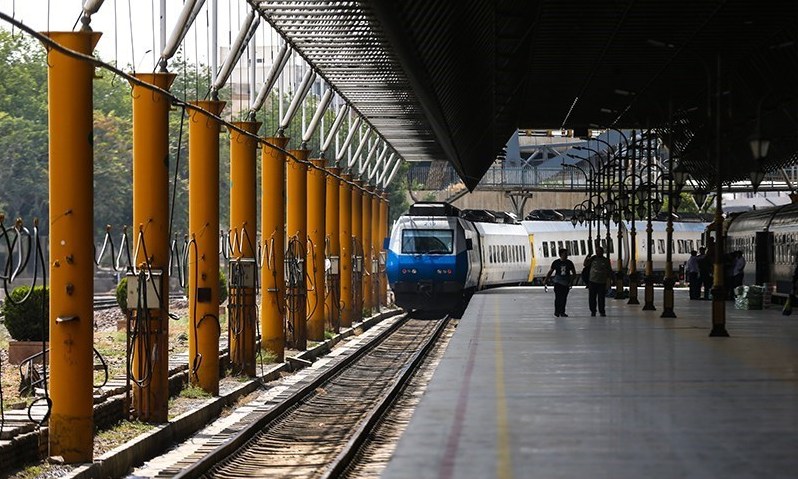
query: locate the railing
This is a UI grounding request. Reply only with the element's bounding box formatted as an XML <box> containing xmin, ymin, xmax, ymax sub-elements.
<box><xmin>407</xmin><ymin>161</ymin><xmax>798</xmax><ymax>192</ymax></box>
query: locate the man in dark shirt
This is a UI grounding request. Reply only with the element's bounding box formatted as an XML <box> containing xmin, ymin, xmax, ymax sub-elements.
<box><xmin>543</xmin><ymin>248</ymin><xmax>576</xmax><ymax>317</ymax></box>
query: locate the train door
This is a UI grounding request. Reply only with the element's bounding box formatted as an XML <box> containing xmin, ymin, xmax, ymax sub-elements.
<box><xmin>755</xmin><ymin>231</ymin><xmax>772</xmax><ymax>284</ymax></box>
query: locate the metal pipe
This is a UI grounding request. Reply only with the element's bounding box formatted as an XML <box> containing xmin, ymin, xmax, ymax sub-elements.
<box><xmin>377</xmin><ymin>153</ymin><xmax>397</xmax><ymax>184</ymax></box>
<box><xmin>279</xmin><ymin>68</ymin><xmax>316</xmax><ymax>132</ymax></box>
<box><xmin>384</xmin><ymin>158</ymin><xmax>403</xmax><ymax>187</ymax></box>
<box><xmin>339</xmin><ymin>174</ymin><xmax>353</xmax><ymax>328</ymax></box>
<box><xmin>359</xmin><ymin>135</ymin><xmax>381</xmax><ymax>173</ymax></box>
<box><xmin>212</xmin><ymin>9</ymin><xmax>259</xmax><ymax>93</ymax></box>
<box><xmin>188</xmin><ymin>99</ymin><xmax>226</xmax><ymax>396</ymax></box>
<box><xmin>228</xmin><ymin>120</ymin><xmax>261</xmax><ymax>377</ymax></box>
<box><xmin>335</xmin><ymin>116</ymin><xmax>363</xmax><ymax>165</ymax></box>
<box><xmin>303</xmin><ymin>88</ymin><xmax>333</xmax><ymax>148</ymax></box>
<box><xmin>322</xmin><ymin>103</ymin><xmax>349</xmax><ymax>155</ymax></box>
<box><xmin>260</xmin><ymin>137</ymin><xmax>290</xmax><ymax>361</ymax></box>
<box><xmin>46</xmin><ymin>30</ymin><xmax>100</xmax><ymax>464</ymax></box>
<box><xmin>248</xmin><ymin>44</ymin><xmax>290</xmax><ymax>119</ymax></box>
<box><xmin>161</xmin><ymin>0</ymin><xmax>205</xmax><ymax>65</ymax></box>
<box><xmin>354</xmin><ymin>138</ymin><xmax>379</xmax><ymax>175</ymax></box>
<box><xmin>368</xmin><ymin>144</ymin><xmax>389</xmax><ymax>180</ymax></box>
<box><xmin>346</xmin><ymin>126</ymin><xmax>372</xmax><ymax>170</ymax></box>
<box><xmin>306</xmin><ymin>159</ymin><xmax>326</xmax><ymax>341</ymax></box>
<box><xmin>210</xmin><ymin>0</ymin><xmax>217</xmax><ymax>82</ymax></box>
<box><xmin>130</xmin><ymin>72</ymin><xmax>176</xmax><ymax>423</ymax></box>
<box><xmin>325</xmin><ymin>167</ymin><xmax>342</xmax><ymax>332</ymax></box>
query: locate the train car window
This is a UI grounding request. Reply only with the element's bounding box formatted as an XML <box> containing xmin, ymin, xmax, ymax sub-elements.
<box><xmin>401</xmin><ymin>229</ymin><xmax>454</xmax><ymax>254</ymax></box>
<box><xmin>658</xmin><ymin>239</ymin><xmax>665</xmax><ymax>254</ymax></box>
<box><xmin>571</xmin><ymin>240</ymin><xmax>578</xmax><ymax>256</ymax></box>
<box><xmin>489</xmin><ymin>245</ymin><xmax>494</xmax><ymax>263</ymax></box>
<box><xmin>580</xmin><ymin>240</ymin><xmax>586</xmax><ymax>255</ymax></box>
<box><xmin>542</xmin><ymin>243</ymin><xmax>547</xmax><ymax>258</ymax></box>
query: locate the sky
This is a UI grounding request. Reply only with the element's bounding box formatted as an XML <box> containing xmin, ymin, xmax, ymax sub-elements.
<box><xmin>0</xmin><ymin>0</ymin><xmax>281</xmax><ymax>72</ymax></box>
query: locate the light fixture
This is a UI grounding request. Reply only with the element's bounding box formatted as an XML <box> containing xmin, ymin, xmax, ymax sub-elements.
<box><xmin>637</xmin><ymin>203</ymin><xmax>647</xmax><ymax>219</ymax></box>
<box><xmin>672</xmin><ymin>195</ymin><xmax>682</xmax><ymax>211</ymax></box>
<box><xmin>635</xmin><ymin>186</ymin><xmax>647</xmax><ymax>203</ymax></box>
<box><xmin>652</xmin><ymin>197</ymin><xmax>663</xmax><ymax>214</ymax></box>
<box><xmin>624</xmin><ymin>209</ymin><xmax>632</xmax><ymax>222</ymax></box>
<box><xmin>693</xmin><ymin>190</ymin><xmax>708</xmax><ymax>210</ymax></box>
<box><xmin>749</xmin><ymin>138</ymin><xmax>770</xmax><ymax>160</ymax></box>
<box><xmin>571</xmin><ymin>216</ymin><xmax>578</xmax><ymax>227</ymax></box>
<box><xmin>618</xmin><ymin>194</ymin><xmax>629</xmax><ymax>210</ymax></box>
<box><xmin>750</xmin><ymin>168</ymin><xmax>766</xmax><ymax>193</ymax></box>
<box><xmin>672</xmin><ymin>165</ymin><xmax>690</xmax><ymax>192</ymax></box>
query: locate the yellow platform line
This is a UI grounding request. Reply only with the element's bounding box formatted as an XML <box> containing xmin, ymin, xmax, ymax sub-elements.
<box><xmin>495</xmin><ymin>300</ymin><xmax>513</xmax><ymax>479</ymax></box>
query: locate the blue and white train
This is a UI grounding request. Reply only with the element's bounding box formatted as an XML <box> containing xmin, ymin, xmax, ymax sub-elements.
<box><xmin>386</xmin><ymin>202</ymin><xmax>707</xmax><ymax>312</ymax></box>
<box><xmin>386</xmin><ymin>202</ymin><xmax>530</xmax><ymax>311</ymax></box>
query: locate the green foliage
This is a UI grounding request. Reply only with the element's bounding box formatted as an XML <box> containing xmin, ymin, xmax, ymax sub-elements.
<box><xmin>1</xmin><ymin>285</ymin><xmax>48</xmax><ymax>341</ymax></box>
<box><xmin>116</xmin><ymin>277</ymin><xmax>128</xmax><ymax>314</ymax></box>
<box><xmin>219</xmin><ymin>269</ymin><xmax>228</xmax><ymax>305</ymax></box>
<box><xmin>179</xmin><ymin>384</ymin><xmax>212</xmax><ymax>399</ymax></box>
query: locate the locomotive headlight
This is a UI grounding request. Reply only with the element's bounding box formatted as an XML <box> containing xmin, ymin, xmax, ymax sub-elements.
<box><xmin>447</xmin><ymin>269</ymin><xmax>452</xmax><ymax>274</ymax></box>
<box><xmin>436</xmin><ymin>269</ymin><xmax>442</xmax><ymax>274</ymax></box>
<box><xmin>402</xmin><ymin>268</ymin><xmax>407</xmax><ymax>274</ymax></box>
<box><xmin>411</xmin><ymin>269</ymin><xmax>417</xmax><ymax>274</ymax></box>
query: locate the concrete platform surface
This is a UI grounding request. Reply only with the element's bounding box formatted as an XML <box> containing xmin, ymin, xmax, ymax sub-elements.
<box><xmin>383</xmin><ymin>287</ymin><xmax>798</xmax><ymax>479</ymax></box>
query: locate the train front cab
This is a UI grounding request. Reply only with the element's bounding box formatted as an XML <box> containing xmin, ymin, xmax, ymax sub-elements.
<box><xmin>387</xmin><ymin>218</ymin><xmax>475</xmax><ymax>312</ymax></box>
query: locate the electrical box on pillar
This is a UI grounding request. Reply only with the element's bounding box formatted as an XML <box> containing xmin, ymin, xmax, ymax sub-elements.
<box><xmin>126</xmin><ymin>270</ymin><xmax>164</xmax><ymax>310</ymax></box>
<box><xmin>229</xmin><ymin>259</ymin><xmax>257</xmax><ymax>289</ymax></box>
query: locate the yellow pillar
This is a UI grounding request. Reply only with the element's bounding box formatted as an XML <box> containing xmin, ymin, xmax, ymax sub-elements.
<box><xmin>228</xmin><ymin>121</ymin><xmax>261</xmax><ymax>376</ymax></box>
<box><xmin>339</xmin><ymin>174</ymin><xmax>353</xmax><ymax>328</ymax></box>
<box><xmin>286</xmin><ymin>150</ymin><xmax>309</xmax><ymax>350</ymax></box>
<box><xmin>260</xmin><ymin>137</ymin><xmax>290</xmax><ymax>361</ymax></box>
<box><xmin>306</xmin><ymin>159</ymin><xmax>326</xmax><ymax>341</ymax></box>
<box><xmin>45</xmin><ymin>30</ymin><xmax>100</xmax><ymax>463</ymax></box>
<box><xmin>130</xmin><ymin>72</ymin><xmax>176</xmax><ymax>423</ymax></box>
<box><xmin>378</xmin><ymin>190</ymin><xmax>389</xmax><ymax>307</ymax></box>
<box><xmin>361</xmin><ymin>185</ymin><xmax>373</xmax><ymax>315</ymax></box>
<box><xmin>187</xmin><ymin>100</ymin><xmax>226</xmax><ymax>396</ymax></box>
<box><xmin>351</xmin><ymin>180</ymin><xmax>364</xmax><ymax>322</ymax></box>
<box><xmin>325</xmin><ymin>167</ymin><xmax>341</xmax><ymax>332</ymax></box>
<box><xmin>371</xmin><ymin>189</ymin><xmax>381</xmax><ymax>311</ymax></box>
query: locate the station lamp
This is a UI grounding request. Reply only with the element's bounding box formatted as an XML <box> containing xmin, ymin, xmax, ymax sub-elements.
<box><xmin>692</xmin><ymin>190</ymin><xmax>708</xmax><ymax>210</ymax></box>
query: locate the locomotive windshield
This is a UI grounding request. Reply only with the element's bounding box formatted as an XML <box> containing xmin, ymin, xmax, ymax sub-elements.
<box><xmin>401</xmin><ymin>229</ymin><xmax>454</xmax><ymax>254</ymax></box>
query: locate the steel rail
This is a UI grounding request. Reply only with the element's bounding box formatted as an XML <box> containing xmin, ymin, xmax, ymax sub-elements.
<box><xmin>319</xmin><ymin>315</ymin><xmax>450</xmax><ymax>479</ymax></box>
<box><xmin>172</xmin><ymin>313</ymin><xmax>415</xmax><ymax>479</ymax></box>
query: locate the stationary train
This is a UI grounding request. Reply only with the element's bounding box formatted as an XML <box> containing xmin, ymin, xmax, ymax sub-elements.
<box><xmin>725</xmin><ymin>202</ymin><xmax>798</xmax><ymax>294</ymax></box>
<box><xmin>386</xmin><ymin>202</ymin><xmax>707</xmax><ymax>312</ymax></box>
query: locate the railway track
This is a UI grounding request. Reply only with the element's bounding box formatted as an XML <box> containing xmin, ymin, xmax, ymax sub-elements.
<box><xmin>169</xmin><ymin>314</ymin><xmax>448</xmax><ymax>479</ymax></box>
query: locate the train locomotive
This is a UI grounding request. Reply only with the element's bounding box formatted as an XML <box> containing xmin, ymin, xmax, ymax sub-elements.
<box><xmin>386</xmin><ymin>202</ymin><xmax>530</xmax><ymax>311</ymax></box>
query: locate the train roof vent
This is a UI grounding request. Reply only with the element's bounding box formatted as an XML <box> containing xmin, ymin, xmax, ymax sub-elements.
<box><xmin>408</xmin><ymin>202</ymin><xmax>461</xmax><ymax>217</ymax></box>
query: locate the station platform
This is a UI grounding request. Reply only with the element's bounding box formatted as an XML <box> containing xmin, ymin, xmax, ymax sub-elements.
<box><xmin>383</xmin><ymin>286</ymin><xmax>798</xmax><ymax>479</ymax></box>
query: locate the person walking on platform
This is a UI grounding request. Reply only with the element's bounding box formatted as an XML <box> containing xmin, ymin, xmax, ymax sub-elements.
<box><xmin>686</xmin><ymin>250</ymin><xmax>701</xmax><ymax>299</ymax></box>
<box><xmin>697</xmin><ymin>247</ymin><xmax>712</xmax><ymax>300</ymax></box>
<box><xmin>733</xmin><ymin>250</ymin><xmax>746</xmax><ymax>290</ymax></box>
<box><xmin>587</xmin><ymin>246</ymin><xmax>613</xmax><ymax>316</ymax></box>
<box><xmin>543</xmin><ymin>248</ymin><xmax>576</xmax><ymax>317</ymax></box>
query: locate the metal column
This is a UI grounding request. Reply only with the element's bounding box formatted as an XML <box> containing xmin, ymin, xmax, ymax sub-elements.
<box><xmin>370</xmin><ymin>189</ymin><xmax>381</xmax><ymax>311</ymax></box>
<box><xmin>261</xmin><ymin>137</ymin><xmax>290</xmax><ymax>361</ymax></box>
<box><xmin>228</xmin><ymin>121</ymin><xmax>261</xmax><ymax>376</ymax></box>
<box><xmin>187</xmin><ymin>100</ymin><xmax>225</xmax><ymax>396</ymax></box>
<box><xmin>361</xmin><ymin>185</ymin><xmax>373</xmax><ymax>315</ymax></box>
<box><xmin>339</xmin><ymin>174</ymin><xmax>353</xmax><ymax>328</ymax></box>
<box><xmin>351</xmin><ymin>180</ymin><xmax>364</xmax><ymax>322</ymax></box>
<box><xmin>130</xmin><ymin>72</ymin><xmax>176</xmax><ymax>422</ymax></box>
<box><xmin>306</xmin><ymin>159</ymin><xmax>326</xmax><ymax>341</ymax></box>
<box><xmin>45</xmin><ymin>30</ymin><xmax>101</xmax><ymax>463</ymax></box>
<box><xmin>379</xmin><ymin>190</ymin><xmax>389</xmax><ymax>307</ymax></box>
<box><xmin>325</xmin><ymin>167</ymin><xmax>341</xmax><ymax>332</ymax></box>
<box><xmin>286</xmin><ymin>149</ymin><xmax>309</xmax><ymax>350</ymax></box>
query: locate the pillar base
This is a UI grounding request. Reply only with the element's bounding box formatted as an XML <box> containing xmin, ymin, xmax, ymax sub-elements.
<box><xmin>709</xmin><ymin>325</ymin><xmax>730</xmax><ymax>337</ymax></box>
<box><xmin>661</xmin><ymin>280</ymin><xmax>676</xmax><ymax>318</ymax></box>
<box><xmin>627</xmin><ymin>278</ymin><xmax>639</xmax><ymax>305</ymax></box>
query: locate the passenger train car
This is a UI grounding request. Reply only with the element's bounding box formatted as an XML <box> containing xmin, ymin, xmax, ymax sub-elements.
<box><xmin>386</xmin><ymin>202</ymin><xmax>530</xmax><ymax>311</ymax></box>
<box><xmin>524</xmin><ymin>220</ymin><xmax>707</xmax><ymax>283</ymax></box>
<box><xmin>386</xmin><ymin>202</ymin><xmax>707</xmax><ymax>312</ymax></box>
<box><xmin>725</xmin><ymin>202</ymin><xmax>798</xmax><ymax>294</ymax></box>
